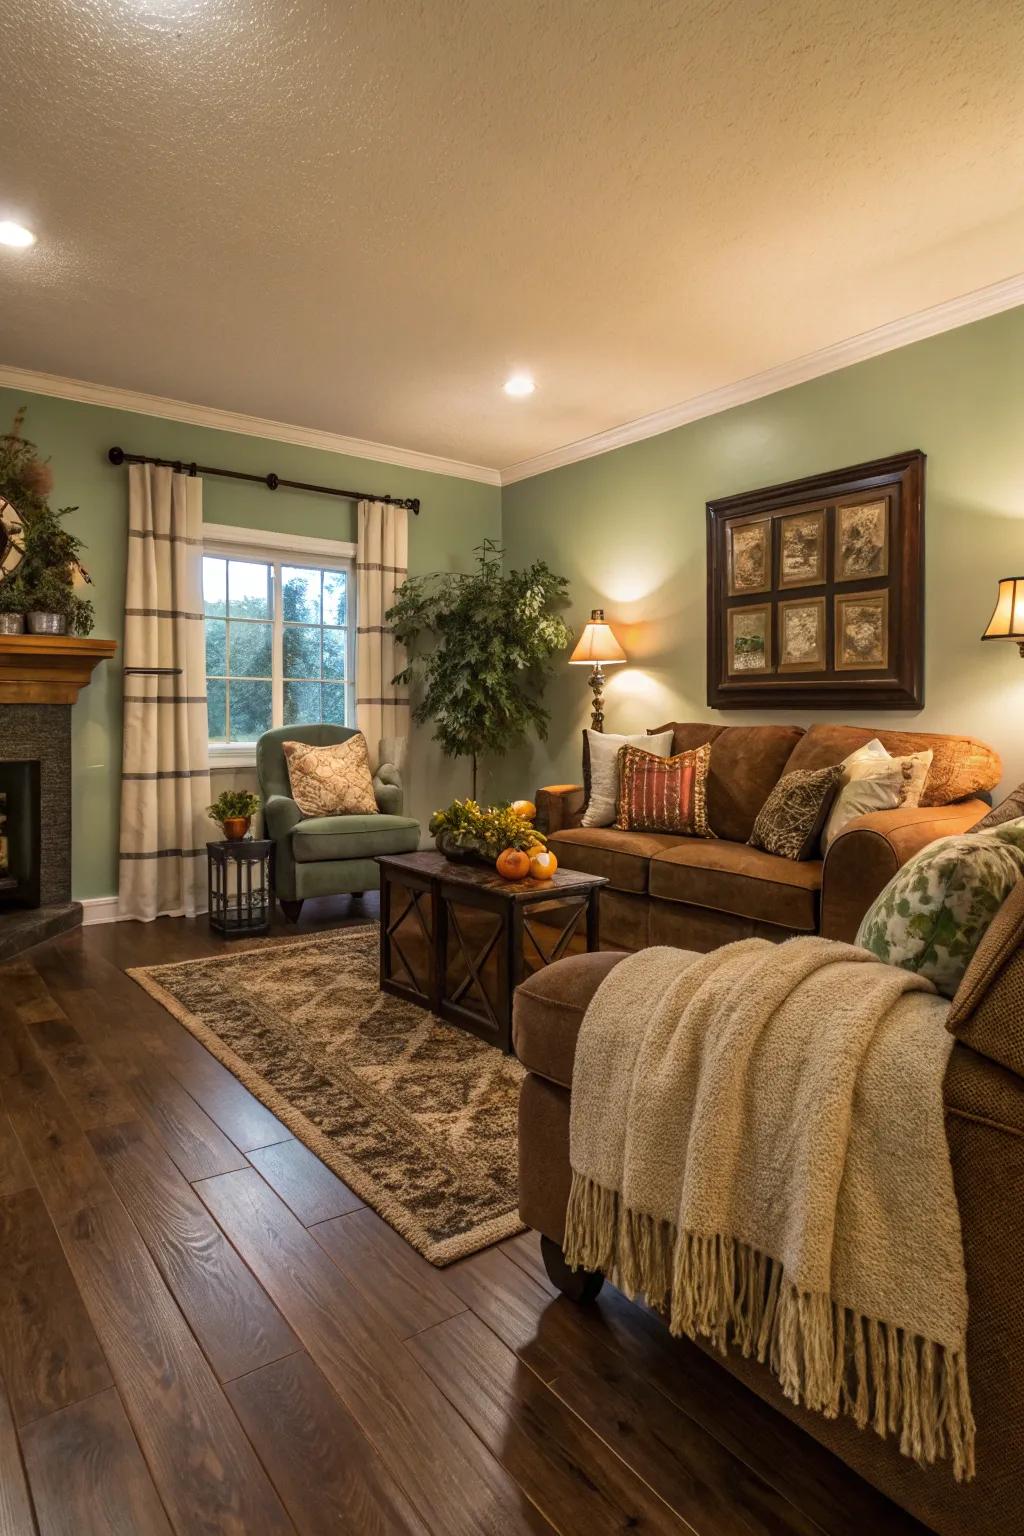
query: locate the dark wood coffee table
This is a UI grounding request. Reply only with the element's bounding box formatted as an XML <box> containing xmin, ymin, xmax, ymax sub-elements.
<box><xmin>377</xmin><ymin>850</ymin><xmax>607</xmax><ymax>1053</ymax></box>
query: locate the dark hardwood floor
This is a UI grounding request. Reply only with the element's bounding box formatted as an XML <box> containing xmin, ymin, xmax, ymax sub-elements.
<box><xmin>0</xmin><ymin>898</ymin><xmax>932</xmax><ymax>1535</ymax></box>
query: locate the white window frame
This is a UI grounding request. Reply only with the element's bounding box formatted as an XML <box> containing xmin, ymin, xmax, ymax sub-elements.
<box><xmin>203</xmin><ymin>522</ymin><xmax>358</xmax><ymax>767</ymax></box>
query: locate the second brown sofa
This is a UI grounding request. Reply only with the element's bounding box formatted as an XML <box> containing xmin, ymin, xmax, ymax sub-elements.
<box><xmin>537</xmin><ymin>722</ymin><xmax>1000</xmax><ymax>949</ymax></box>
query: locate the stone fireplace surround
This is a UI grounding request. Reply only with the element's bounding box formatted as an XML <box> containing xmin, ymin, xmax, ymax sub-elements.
<box><xmin>0</xmin><ymin>703</ymin><xmax>79</xmax><ymax>961</ymax></box>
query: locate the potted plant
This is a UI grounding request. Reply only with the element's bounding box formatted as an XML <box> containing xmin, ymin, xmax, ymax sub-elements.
<box><xmin>0</xmin><ymin>409</ymin><xmax>95</xmax><ymax>637</ymax></box>
<box><xmin>208</xmin><ymin>788</ymin><xmax>261</xmax><ymax>841</ymax></box>
<box><xmin>387</xmin><ymin>540</ymin><xmax>571</xmax><ymax>799</ymax></box>
<box><xmin>0</xmin><ymin>576</ymin><xmax>25</xmax><ymax>635</ymax></box>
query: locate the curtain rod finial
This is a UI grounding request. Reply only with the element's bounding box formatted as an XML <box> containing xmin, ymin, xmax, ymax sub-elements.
<box><xmin>108</xmin><ymin>446</ymin><xmax>125</xmax><ymax>465</ymax></box>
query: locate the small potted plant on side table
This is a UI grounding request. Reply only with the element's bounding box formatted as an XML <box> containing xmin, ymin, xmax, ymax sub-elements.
<box><xmin>208</xmin><ymin>788</ymin><xmax>261</xmax><ymax>841</ymax></box>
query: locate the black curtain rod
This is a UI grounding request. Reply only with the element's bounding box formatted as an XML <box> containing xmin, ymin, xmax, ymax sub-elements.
<box><xmin>107</xmin><ymin>447</ymin><xmax>420</xmax><ymax>514</ymax></box>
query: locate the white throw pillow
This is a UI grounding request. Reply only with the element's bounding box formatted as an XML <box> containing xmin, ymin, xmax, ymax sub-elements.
<box><xmin>582</xmin><ymin>729</ymin><xmax>674</xmax><ymax>827</ymax></box>
<box><xmin>821</xmin><ymin>739</ymin><xmax>934</xmax><ymax>851</ymax></box>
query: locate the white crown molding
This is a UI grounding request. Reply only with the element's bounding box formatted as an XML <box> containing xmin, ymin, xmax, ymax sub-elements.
<box><xmin>0</xmin><ymin>363</ymin><xmax>502</xmax><ymax>487</ymax></box>
<box><xmin>499</xmin><ymin>271</ymin><xmax>1024</xmax><ymax>485</ymax></box>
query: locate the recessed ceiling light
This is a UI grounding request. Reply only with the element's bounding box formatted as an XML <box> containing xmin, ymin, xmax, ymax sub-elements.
<box><xmin>0</xmin><ymin>221</ymin><xmax>35</xmax><ymax>249</ymax></box>
<box><xmin>503</xmin><ymin>373</ymin><xmax>535</xmax><ymax>398</ymax></box>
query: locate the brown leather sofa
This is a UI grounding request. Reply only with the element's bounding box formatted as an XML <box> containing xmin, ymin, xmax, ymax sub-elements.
<box><xmin>537</xmin><ymin>723</ymin><xmax>1001</xmax><ymax>949</ymax></box>
<box><xmin>514</xmin><ymin>940</ymin><xmax>1024</xmax><ymax>1536</ymax></box>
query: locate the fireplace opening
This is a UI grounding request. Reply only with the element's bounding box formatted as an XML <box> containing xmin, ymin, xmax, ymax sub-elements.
<box><xmin>0</xmin><ymin>760</ymin><xmax>42</xmax><ymax>910</ymax></box>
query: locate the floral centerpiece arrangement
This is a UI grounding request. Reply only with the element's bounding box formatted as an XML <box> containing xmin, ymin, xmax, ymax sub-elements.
<box><xmin>430</xmin><ymin>798</ymin><xmax>557</xmax><ymax>881</ymax></box>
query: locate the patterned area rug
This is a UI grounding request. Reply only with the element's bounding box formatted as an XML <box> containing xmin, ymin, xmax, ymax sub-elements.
<box><xmin>128</xmin><ymin>926</ymin><xmax>525</xmax><ymax>1264</ymax></box>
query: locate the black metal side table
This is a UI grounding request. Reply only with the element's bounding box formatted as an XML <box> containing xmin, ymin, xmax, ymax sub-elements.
<box><xmin>207</xmin><ymin>839</ymin><xmax>274</xmax><ymax>937</ymax></box>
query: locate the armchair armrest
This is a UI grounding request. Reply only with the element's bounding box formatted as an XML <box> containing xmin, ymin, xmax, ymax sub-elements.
<box><xmin>535</xmin><ymin>784</ymin><xmax>585</xmax><ymax>836</ymax></box>
<box><xmin>373</xmin><ymin>762</ymin><xmax>404</xmax><ymax>817</ymax></box>
<box><xmin>263</xmin><ymin>794</ymin><xmax>303</xmax><ymax>840</ymax></box>
<box><xmin>820</xmin><ymin>798</ymin><xmax>989</xmax><ymax>943</ymax></box>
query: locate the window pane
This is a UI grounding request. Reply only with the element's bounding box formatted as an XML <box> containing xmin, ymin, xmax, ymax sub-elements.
<box><xmin>322</xmin><ymin>682</ymin><xmax>346</xmax><ymax>725</ymax></box>
<box><xmin>283</xmin><ymin>624</ymin><xmax>321</xmax><ymax>678</ymax></box>
<box><xmin>322</xmin><ymin>627</ymin><xmax>346</xmax><ymax>680</ymax></box>
<box><xmin>284</xmin><ymin>679</ymin><xmax>321</xmax><ymax>724</ymax></box>
<box><xmin>323</xmin><ymin>570</ymin><xmax>348</xmax><ymax>626</ymax></box>
<box><xmin>229</xmin><ymin>620</ymin><xmax>272</xmax><ymax>678</ymax></box>
<box><xmin>282</xmin><ymin>566</ymin><xmax>321</xmax><ymax>624</ymax></box>
<box><xmin>228</xmin><ymin>560</ymin><xmax>271</xmax><ymax>620</ymax></box>
<box><xmin>205</xmin><ymin>617</ymin><xmax>227</xmax><ymax>675</ymax></box>
<box><xmin>203</xmin><ymin>556</ymin><xmax>227</xmax><ymax>617</ymax></box>
<box><xmin>229</xmin><ymin>680</ymin><xmax>272</xmax><ymax>741</ymax></box>
<box><xmin>207</xmin><ymin>678</ymin><xmax>227</xmax><ymax>741</ymax></box>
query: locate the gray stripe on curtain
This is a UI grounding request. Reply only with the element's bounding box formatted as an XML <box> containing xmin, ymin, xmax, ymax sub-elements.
<box><xmin>117</xmin><ymin>464</ymin><xmax>212</xmax><ymax>921</ymax></box>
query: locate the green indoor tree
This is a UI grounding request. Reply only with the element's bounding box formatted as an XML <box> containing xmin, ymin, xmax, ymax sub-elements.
<box><xmin>386</xmin><ymin>540</ymin><xmax>571</xmax><ymax>798</ymax></box>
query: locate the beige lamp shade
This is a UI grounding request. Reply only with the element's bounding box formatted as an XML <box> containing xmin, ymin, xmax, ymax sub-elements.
<box><xmin>569</xmin><ymin>608</ymin><xmax>627</xmax><ymax>665</ymax></box>
<box><xmin>981</xmin><ymin>578</ymin><xmax>1024</xmax><ymax>647</ymax></box>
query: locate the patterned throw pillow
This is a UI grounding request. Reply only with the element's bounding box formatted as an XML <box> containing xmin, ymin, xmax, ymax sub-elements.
<box><xmin>615</xmin><ymin>743</ymin><xmax>714</xmax><ymax>836</ymax></box>
<box><xmin>971</xmin><ymin>783</ymin><xmax>1024</xmax><ymax>832</ymax></box>
<box><xmin>856</xmin><ymin>822</ymin><xmax>1024</xmax><ymax>998</ymax></box>
<box><xmin>748</xmin><ymin>765</ymin><xmax>843</xmax><ymax>861</ymax></box>
<box><xmin>283</xmin><ymin>734</ymin><xmax>379</xmax><ymax>818</ymax></box>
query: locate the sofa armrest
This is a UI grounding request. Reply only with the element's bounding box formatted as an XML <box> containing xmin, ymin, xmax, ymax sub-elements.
<box><xmin>535</xmin><ymin>784</ymin><xmax>586</xmax><ymax>836</ymax></box>
<box><xmin>373</xmin><ymin>762</ymin><xmax>404</xmax><ymax>816</ymax></box>
<box><xmin>263</xmin><ymin>793</ymin><xmax>303</xmax><ymax>840</ymax></box>
<box><xmin>820</xmin><ymin>798</ymin><xmax>990</xmax><ymax>943</ymax></box>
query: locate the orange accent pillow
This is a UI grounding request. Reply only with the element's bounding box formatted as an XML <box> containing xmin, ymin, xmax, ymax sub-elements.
<box><xmin>615</xmin><ymin>743</ymin><xmax>714</xmax><ymax>837</ymax></box>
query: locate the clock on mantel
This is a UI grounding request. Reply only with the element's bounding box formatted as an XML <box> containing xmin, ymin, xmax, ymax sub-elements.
<box><xmin>0</xmin><ymin>635</ymin><xmax>117</xmax><ymax>705</ymax></box>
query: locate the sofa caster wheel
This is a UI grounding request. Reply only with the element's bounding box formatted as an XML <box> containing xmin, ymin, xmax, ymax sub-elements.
<box><xmin>280</xmin><ymin>899</ymin><xmax>304</xmax><ymax>924</ymax></box>
<box><xmin>540</xmin><ymin>1234</ymin><xmax>604</xmax><ymax>1303</ymax></box>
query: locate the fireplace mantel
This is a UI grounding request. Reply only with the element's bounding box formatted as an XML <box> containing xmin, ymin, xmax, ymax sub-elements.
<box><xmin>0</xmin><ymin>635</ymin><xmax>117</xmax><ymax>704</ymax></box>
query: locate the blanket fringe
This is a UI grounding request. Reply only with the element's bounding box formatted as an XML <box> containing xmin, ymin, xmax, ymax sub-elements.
<box><xmin>564</xmin><ymin>1171</ymin><xmax>975</xmax><ymax>1482</ymax></box>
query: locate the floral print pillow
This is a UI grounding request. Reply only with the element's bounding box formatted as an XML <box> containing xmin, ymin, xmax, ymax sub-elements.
<box><xmin>857</xmin><ymin>820</ymin><xmax>1024</xmax><ymax>998</ymax></box>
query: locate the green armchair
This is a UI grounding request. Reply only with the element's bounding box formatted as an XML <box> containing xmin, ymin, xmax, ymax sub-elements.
<box><xmin>256</xmin><ymin>724</ymin><xmax>420</xmax><ymax>922</ymax></box>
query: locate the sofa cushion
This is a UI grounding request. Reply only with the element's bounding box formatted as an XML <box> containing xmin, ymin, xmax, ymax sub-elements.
<box><xmin>649</xmin><ymin>838</ymin><xmax>822</xmax><ymax>930</ymax></box>
<box><xmin>947</xmin><ymin>875</ymin><xmax>1024</xmax><ymax>1076</ymax></box>
<box><xmin>291</xmin><ymin>813</ymin><xmax>420</xmax><ymax>862</ymax></box>
<box><xmin>782</xmin><ymin>724</ymin><xmax>1000</xmax><ymax>808</ymax></box>
<box><xmin>513</xmin><ymin>951</ymin><xmax>628</xmax><ymax>1087</ymax></box>
<box><xmin>651</xmin><ymin>723</ymin><xmax>805</xmax><ymax>842</ymax></box>
<box><xmin>547</xmin><ymin>827</ymin><xmax>692</xmax><ymax>893</ymax></box>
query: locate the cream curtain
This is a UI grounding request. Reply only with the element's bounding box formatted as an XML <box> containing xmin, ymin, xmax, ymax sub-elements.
<box><xmin>117</xmin><ymin>464</ymin><xmax>211</xmax><ymax>921</ymax></box>
<box><xmin>356</xmin><ymin>499</ymin><xmax>410</xmax><ymax>768</ymax></box>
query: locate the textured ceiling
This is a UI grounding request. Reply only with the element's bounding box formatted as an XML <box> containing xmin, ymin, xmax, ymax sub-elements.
<box><xmin>1</xmin><ymin>0</ymin><xmax>1023</xmax><ymax>471</ymax></box>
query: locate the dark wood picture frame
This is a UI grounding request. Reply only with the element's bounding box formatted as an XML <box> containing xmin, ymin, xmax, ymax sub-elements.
<box><xmin>707</xmin><ymin>450</ymin><xmax>924</xmax><ymax>709</ymax></box>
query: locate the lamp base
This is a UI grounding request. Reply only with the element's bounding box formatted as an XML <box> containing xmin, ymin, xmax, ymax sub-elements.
<box><xmin>587</xmin><ymin>666</ymin><xmax>606</xmax><ymax>732</ymax></box>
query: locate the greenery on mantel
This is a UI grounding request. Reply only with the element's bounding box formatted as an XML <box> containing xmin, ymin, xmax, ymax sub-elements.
<box><xmin>387</xmin><ymin>540</ymin><xmax>571</xmax><ymax>798</ymax></box>
<box><xmin>0</xmin><ymin>406</ymin><xmax>95</xmax><ymax>635</ymax></box>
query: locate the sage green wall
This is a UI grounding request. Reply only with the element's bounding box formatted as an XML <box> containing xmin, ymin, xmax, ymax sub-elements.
<box><xmin>0</xmin><ymin>386</ymin><xmax>500</xmax><ymax>900</ymax></box>
<box><xmin>498</xmin><ymin>306</ymin><xmax>1024</xmax><ymax>806</ymax></box>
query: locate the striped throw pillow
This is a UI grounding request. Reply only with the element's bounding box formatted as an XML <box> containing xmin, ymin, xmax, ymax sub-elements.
<box><xmin>615</xmin><ymin>742</ymin><xmax>714</xmax><ymax>837</ymax></box>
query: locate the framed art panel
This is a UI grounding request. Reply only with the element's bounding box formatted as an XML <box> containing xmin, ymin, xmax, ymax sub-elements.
<box><xmin>778</xmin><ymin>596</ymin><xmax>826</xmax><ymax>672</ymax></box>
<box><xmin>706</xmin><ymin>449</ymin><xmax>924</xmax><ymax>709</ymax></box>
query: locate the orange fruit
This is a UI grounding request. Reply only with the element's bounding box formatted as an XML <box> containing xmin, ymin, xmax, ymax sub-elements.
<box><xmin>529</xmin><ymin>849</ymin><xmax>558</xmax><ymax>880</ymax></box>
<box><xmin>496</xmin><ymin>847</ymin><xmax>531</xmax><ymax>881</ymax></box>
<box><xmin>526</xmin><ymin>843</ymin><xmax>546</xmax><ymax>861</ymax></box>
<box><xmin>511</xmin><ymin>799</ymin><xmax>537</xmax><ymax>821</ymax></box>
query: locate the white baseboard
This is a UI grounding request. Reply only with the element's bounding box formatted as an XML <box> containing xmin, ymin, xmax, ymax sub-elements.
<box><xmin>80</xmin><ymin>896</ymin><xmax>121</xmax><ymax>925</ymax></box>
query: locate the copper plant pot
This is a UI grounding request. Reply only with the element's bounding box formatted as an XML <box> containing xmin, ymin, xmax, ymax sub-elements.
<box><xmin>222</xmin><ymin>815</ymin><xmax>251</xmax><ymax>841</ymax></box>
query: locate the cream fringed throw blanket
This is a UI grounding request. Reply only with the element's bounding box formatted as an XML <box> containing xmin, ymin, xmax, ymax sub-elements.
<box><xmin>565</xmin><ymin>938</ymin><xmax>975</xmax><ymax>1480</ymax></box>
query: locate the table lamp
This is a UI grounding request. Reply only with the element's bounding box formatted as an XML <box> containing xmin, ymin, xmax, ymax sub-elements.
<box><xmin>981</xmin><ymin>578</ymin><xmax>1024</xmax><ymax>657</ymax></box>
<box><xmin>569</xmin><ymin>608</ymin><xmax>626</xmax><ymax>730</ymax></box>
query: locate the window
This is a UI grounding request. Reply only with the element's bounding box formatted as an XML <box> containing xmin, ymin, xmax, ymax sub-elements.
<box><xmin>202</xmin><ymin>525</ymin><xmax>356</xmax><ymax>763</ymax></box>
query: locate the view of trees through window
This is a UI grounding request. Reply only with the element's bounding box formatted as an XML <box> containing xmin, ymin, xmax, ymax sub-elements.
<box><xmin>203</xmin><ymin>554</ymin><xmax>350</xmax><ymax>743</ymax></box>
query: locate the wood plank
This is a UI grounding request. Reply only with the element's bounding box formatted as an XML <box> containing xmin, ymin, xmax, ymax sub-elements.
<box><xmin>226</xmin><ymin>1351</ymin><xmax>430</xmax><ymax>1536</ymax></box>
<box><xmin>312</xmin><ymin>1207</ymin><xmax>466</xmax><ymax>1340</ymax></box>
<box><xmin>196</xmin><ymin>1168</ymin><xmax>554</xmax><ymax>1536</ymax></box>
<box><xmin>0</xmin><ymin>1375</ymin><xmax>35</xmax><ymax>1536</ymax></box>
<box><xmin>407</xmin><ymin>1308</ymin><xmax>695</xmax><ymax>1536</ymax></box>
<box><xmin>499</xmin><ymin>1230</ymin><xmax>559</xmax><ymax>1297</ymax></box>
<box><xmin>89</xmin><ymin>1120</ymin><xmax>299</xmax><ymax>1382</ymax></box>
<box><xmin>248</xmin><ymin>1138</ymin><xmax>363</xmax><ymax>1226</ymax></box>
<box><xmin>60</xmin><ymin>1198</ymin><xmax>296</xmax><ymax>1536</ymax></box>
<box><xmin>27</xmin><ymin>1014</ymin><xmax>138</xmax><ymax>1132</ymax></box>
<box><xmin>0</xmin><ymin>1012</ymin><xmax>113</xmax><ymax>1224</ymax></box>
<box><xmin>0</xmin><ymin>1188</ymin><xmax>112</xmax><ymax>1425</ymax></box>
<box><xmin>125</xmin><ymin>1068</ymin><xmax>249</xmax><ymax>1183</ymax></box>
<box><xmin>0</xmin><ymin>964</ymin><xmax>66</xmax><ymax>1026</ymax></box>
<box><xmin>0</xmin><ymin>1111</ymin><xmax>34</xmax><ymax>1199</ymax></box>
<box><xmin>445</xmin><ymin>1244</ymin><xmax>565</xmax><ymax>1380</ymax></box>
<box><xmin>20</xmin><ymin>1387</ymin><xmax>173</xmax><ymax>1536</ymax></box>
